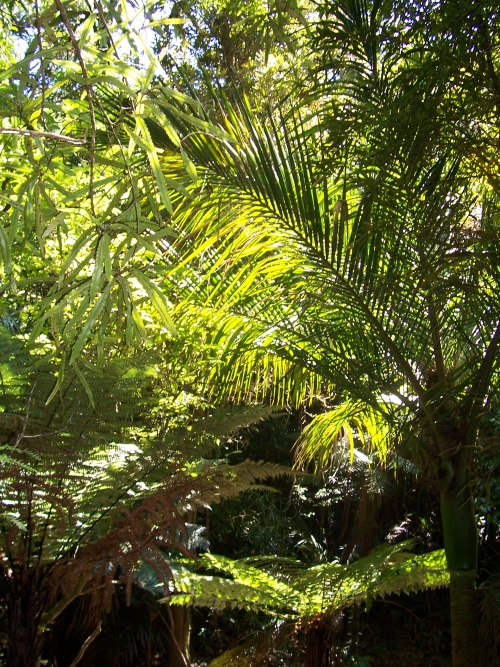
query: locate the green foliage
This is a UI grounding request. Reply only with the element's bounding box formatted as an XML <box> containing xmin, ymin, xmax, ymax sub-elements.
<box><xmin>167</xmin><ymin>543</ymin><xmax>449</xmax><ymax>666</ymax></box>
<box><xmin>169</xmin><ymin>543</ymin><xmax>449</xmax><ymax>619</ymax></box>
<box><xmin>157</xmin><ymin>0</ymin><xmax>310</xmax><ymax>108</ymax></box>
<box><xmin>0</xmin><ymin>325</ymin><xmax>292</xmax><ymax>665</ymax></box>
<box><xmin>0</xmin><ymin>0</ymin><xmax>220</xmax><ymax>367</ymax></box>
<box><xmin>125</xmin><ymin>5</ymin><xmax>500</xmax><ymax>663</ymax></box>
<box><xmin>1</xmin><ymin>1</ymin><xmax>499</xmax><ymax>664</ymax></box>
<box><xmin>294</xmin><ymin>399</ymin><xmax>394</xmax><ymax>473</ymax></box>
<box><xmin>0</xmin><ymin>326</ymin><xmax>291</xmax><ymax>571</ymax></box>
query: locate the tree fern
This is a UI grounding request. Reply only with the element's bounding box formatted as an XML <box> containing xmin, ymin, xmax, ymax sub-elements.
<box><xmin>0</xmin><ymin>327</ymin><xmax>291</xmax><ymax>667</ymax></box>
<box><xmin>169</xmin><ymin>542</ymin><xmax>448</xmax><ymax>618</ymax></box>
<box><xmin>167</xmin><ymin>542</ymin><xmax>448</xmax><ymax>665</ymax></box>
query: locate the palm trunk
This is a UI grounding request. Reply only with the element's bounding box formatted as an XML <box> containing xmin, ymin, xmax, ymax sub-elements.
<box><xmin>439</xmin><ymin>445</ymin><xmax>479</xmax><ymax>667</ymax></box>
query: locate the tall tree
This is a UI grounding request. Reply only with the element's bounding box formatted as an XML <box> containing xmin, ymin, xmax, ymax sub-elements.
<box><xmin>132</xmin><ymin>2</ymin><xmax>500</xmax><ymax>665</ymax></box>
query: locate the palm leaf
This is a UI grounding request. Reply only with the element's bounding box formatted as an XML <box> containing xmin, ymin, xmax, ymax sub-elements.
<box><xmin>136</xmin><ymin>74</ymin><xmax>500</xmax><ymax>440</ymax></box>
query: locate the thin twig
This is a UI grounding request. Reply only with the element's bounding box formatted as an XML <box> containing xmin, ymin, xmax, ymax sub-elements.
<box><xmin>92</xmin><ymin>0</ymin><xmax>143</xmax><ymax>231</ymax></box>
<box><xmin>94</xmin><ymin>0</ymin><xmax>120</xmax><ymax>59</ymax></box>
<box><xmin>0</xmin><ymin>128</ymin><xmax>85</xmax><ymax>145</ymax></box>
<box><xmin>34</xmin><ymin>0</ymin><xmax>46</xmax><ymax>128</ymax></box>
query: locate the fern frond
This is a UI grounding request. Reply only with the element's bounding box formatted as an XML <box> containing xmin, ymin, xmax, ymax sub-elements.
<box><xmin>168</xmin><ymin>542</ymin><xmax>449</xmax><ymax>619</ymax></box>
<box><xmin>0</xmin><ymin>326</ymin><xmax>296</xmax><ymax>640</ymax></box>
<box><xmin>177</xmin><ymin>404</ymin><xmax>287</xmax><ymax>459</ymax></box>
<box><xmin>176</xmin><ymin>460</ymin><xmax>292</xmax><ymax>512</ymax></box>
<box><xmin>171</xmin><ymin>576</ymin><xmax>293</xmax><ymax>615</ymax></box>
<box><xmin>191</xmin><ymin>404</ymin><xmax>286</xmax><ymax>440</ymax></box>
<box><xmin>296</xmin><ymin>543</ymin><xmax>449</xmax><ymax>612</ymax></box>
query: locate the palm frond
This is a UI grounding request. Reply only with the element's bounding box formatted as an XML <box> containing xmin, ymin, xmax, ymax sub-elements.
<box><xmin>294</xmin><ymin>398</ymin><xmax>394</xmax><ymax>472</ymax></box>
<box><xmin>138</xmin><ymin>70</ymin><xmax>500</xmax><ymax>441</ymax></box>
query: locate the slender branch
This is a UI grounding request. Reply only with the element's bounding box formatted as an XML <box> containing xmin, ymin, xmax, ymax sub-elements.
<box><xmin>37</xmin><ymin>477</ymin><xmax>64</xmax><ymax>564</ymax></box>
<box><xmin>94</xmin><ymin>0</ymin><xmax>120</xmax><ymax>59</ymax></box>
<box><xmin>34</xmin><ymin>0</ymin><xmax>46</xmax><ymax>128</ymax></box>
<box><xmin>68</xmin><ymin>620</ymin><xmax>102</xmax><ymax>667</ymax></box>
<box><xmin>0</xmin><ymin>129</ymin><xmax>85</xmax><ymax>145</ymax></box>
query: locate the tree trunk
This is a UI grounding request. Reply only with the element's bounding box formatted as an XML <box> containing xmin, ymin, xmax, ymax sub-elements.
<box><xmin>439</xmin><ymin>446</ymin><xmax>479</xmax><ymax>667</ymax></box>
<box><xmin>305</xmin><ymin>615</ymin><xmax>334</xmax><ymax>667</ymax></box>
<box><xmin>167</xmin><ymin>605</ymin><xmax>191</xmax><ymax>667</ymax></box>
<box><xmin>5</xmin><ymin>591</ymin><xmax>42</xmax><ymax>667</ymax></box>
<box><xmin>347</xmin><ymin>476</ymin><xmax>376</xmax><ymax>657</ymax></box>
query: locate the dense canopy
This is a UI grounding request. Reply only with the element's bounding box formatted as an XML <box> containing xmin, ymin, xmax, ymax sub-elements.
<box><xmin>0</xmin><ymin>1</ymin><xmax>499</xmax><ymax>666</ymax></box>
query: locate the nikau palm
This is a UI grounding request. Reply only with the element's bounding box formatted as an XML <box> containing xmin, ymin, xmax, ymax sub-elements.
<box><xmin>134</xmin><ymin>3</ymin><xmax>500</xmax><ymax>665</ymax></box>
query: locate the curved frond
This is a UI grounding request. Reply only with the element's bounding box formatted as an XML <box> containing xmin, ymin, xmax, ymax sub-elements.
<box><xmin>294</xmin><ymin>398</ymin><xmax>396</xmax><ymax>472</ymax></box>
<box><xmin>141</xmin><ymin>66</ymin><xmax>500</xmax><ymax>445</ymax></box>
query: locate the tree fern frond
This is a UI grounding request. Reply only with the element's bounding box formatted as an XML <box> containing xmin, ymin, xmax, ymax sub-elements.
<box><xmin>296</xmin><ymin>543</ymin><xmax>449</xmax><ymax>611</ymax></box>
<box><xmin>0</xmin><ymin>324</ymin><xmax>298</xmax><ymax>651</ymax></box>
<box><xmin>171</xmin><ymin>575</ymin><xmax>294</xmax><ymax>615</ymax></box>
<box><xmin>190</xmin><ymin>404</ymin><xmax>286</xmax><ymax>440</ymax></box>
<box><xmin>168</xmin><ymin>542</ymin><xmax>449</xmax><ymax>619</ymax></box>
<box><xmin>178</xmin><ymin>460</ymin><xmax>293</xmax><ymax>512</ymax></box>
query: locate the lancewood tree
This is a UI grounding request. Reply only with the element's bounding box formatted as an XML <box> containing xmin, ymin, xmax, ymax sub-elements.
<box><xmin>132</xmin><ymin>2</ymin><xmax>500</xmax><ymax>665</ymax></box>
